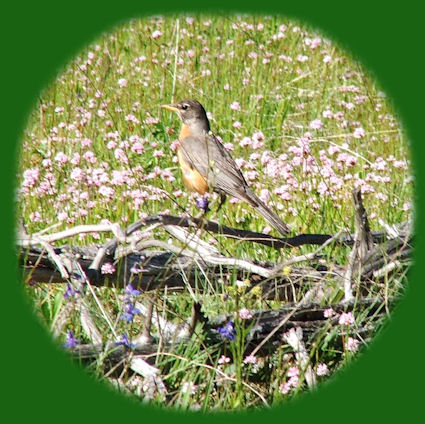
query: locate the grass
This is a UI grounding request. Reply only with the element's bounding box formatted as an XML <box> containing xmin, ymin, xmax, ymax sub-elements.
<box><xmin>17</xmin><ymin>14</ymin><xmax>412</xmax><ymax>411</ymax></box>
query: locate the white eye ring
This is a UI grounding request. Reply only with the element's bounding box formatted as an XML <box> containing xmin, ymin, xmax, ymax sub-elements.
<box><xmin>181</xmin><ymin>103</ymin><xmax>189</xmax><ymax>110</ymax></box>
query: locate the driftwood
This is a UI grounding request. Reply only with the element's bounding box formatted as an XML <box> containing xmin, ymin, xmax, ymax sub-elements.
<box><xmin>18</xmin><ymin>189</ymin><xmax>412</xmax><ymax>366</ymax></box>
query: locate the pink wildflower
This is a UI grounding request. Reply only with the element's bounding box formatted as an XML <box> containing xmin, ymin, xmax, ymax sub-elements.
<box><xmin>131</xmin><ymin>142</ymin><xmax>144</xmax><ymax>154</ymax></box>
<box><xmin>22</xmin><ymin>167</ymin><xmax>40</xmax><ymax>188</ymax></box>
<box><xmin>235</xmin><ymin>158</ymin><xmax>247</xmax><ymax>168</ymax></box>
<box><xmin>338</xmin><ymin>312</ymin><xmax>355</xmax><ymax>326</ymax></box>
<box><xmin>259</xmin><ymin>188</ymin><xmax>270</xmax><ymax>202</ymax></box>
<box><xmin>153</xmin><ymin>149</ymin><xmax>164</xmax><ymax>158</ymax></box>
<box><xmin>114</xmin><ymin>148</ymin><xmax>128</xmax><ymax>164</ymax></box>
<box><xmin>29</xmin><ymin>211</ymin><xmax>43</xmax><ymax>222</ymax></box>
<box><xmin>251</xmin><ymin>138</ymin><xmax>264</xmax><ymax>149</ymax></box>
<box><xmin>98</xmin><ymin>185</ymin><xmax>115</xmax><ymax>198</ymax></box>
<box><xmin>57</xmin><ymin>212</ymin><xmax>68</xmax><ymax>222</ymax></box>
<box><xmin>243</xmin><ymin>354</ymin><xmax>257</xmax><ymax>364</ymax></box>
<box><xmin>345</xmin><ymin>337</ymin><xmax>360</xmax><ymax>352</ymax></box>
<box><xmin>70</xmin><ymin>153</ymin><xmax>80</xmax><ymax>165</ymax></box>
<box><xmin>279</xmin><ymin>382</ymin><xmax>292</xmax><ymax>394</ymax></box>
<box><xmin>83</xmin><ymin>151</ymin><xmax>97</xmax><ymax>164</ymax></box>
<box><xmin>238</xmin><ymin>308</ymin><xmax>253</xmax><ymax>320</ymax></box>
<box><xmin>117</xmin><ymin>78</ymin><xmax>127</xmax><ymax>88</ymax></box>
<box><xmin>81</xmin><ymin>137</ymin><xmax>92</xmax><ymax>147</ymax></box>
<box><xmin>393</xmin><ymin>160</ymin><xmax>408</xmax><ymax>169</ymax></box>
<box><xmin>309</xmin><ymin>119</ymin><xmax>323</xmax><ymax>130</ymax></box>
<box><xmin>54</xmin><ymin>152</ymin><xmax>69</xmax><ymax>164</ymax></box>
<box><xmin>239</xmin><ymin>137</ymin><xmax>252</xmax><ymax>147</ymax></box>
<box><xmin>125</xmin><ymin>114</ymin><xmax>140</xmax><ymax>124</ymax></box>
<box><xmin>230</xmin><ymin>101</ymin><xmax>241</xmax><ymax>111</ymax></box>
<box><xmin>287</xmin><ymin>366</ymin><xmax>299</xmax><ymax>378</ymax></box>
<box><xmin>111</xmin><ymin>170</ymin><xmax>129</xmax><ymax>186</ymax></box>
<box><xmin>101</xmin><ymin>262</ymin><xmax>116</xmax><ymax>274</ymax></box>
<box><xmin>151</xmin><ymin>30</ymin><xmax>162</xmax><ymax>39</ymax></box>
<box><xmin>353</xmin><ymin>127</ymin><xmax>366</xmax><ymax>139</ymax></box>
<box><xmin>262</xmin><ymin>225</ymin><xmax>272</xmax><ymax>234</ymax></box>
<box><xmin>181</xmin><ymin>381</ymin><xmax>197</xmax><ymax>395</ymax></box>
<box><xmin>106</xmin><ymin>140</ymin><xmax>117</xmax><ymax>150</ymax></box>
<box><xmin>169</xmin><ymin>140</ymin><xmax>180</xmax><ymax>151</ymax></box>
<box><xmin>252</xmin><ymin>131</ymin><xmax>264</xmax><ymax>141</ymax></box>
<box><xmin>316</xmin><ymin>363</ymin><xmax>329</xmax><ymax>376</ymax></box>
<box><xmin>70</xmin><ymin>168</ymin><xmax>84</xmax><ymax>182</ymax></box>
<box><xmin>323</xmin><ymin>308</ymin><xmax>336</xmax><ymax>318</ymax></box>
<box><xmin>322</xmin><ymin>109</ymin><xmax>333</xmax><ymax>118</ymax></box>
<box><xmin>218</xmin><ymin>355</ymin><xmax>231</xmax><ymax>365</ymax></box>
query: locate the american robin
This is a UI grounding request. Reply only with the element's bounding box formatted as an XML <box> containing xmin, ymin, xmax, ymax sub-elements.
<box><xmin>161</xmin><ymin>99</ymin><xmax>290</xmax><ymax>236</ymax></box>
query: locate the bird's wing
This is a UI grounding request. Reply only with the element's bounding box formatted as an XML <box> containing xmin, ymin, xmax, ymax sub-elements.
<box><xmin>178</xmin><ymin>133</ymin><xmax>249</xmax><ymax>198</ymax></box>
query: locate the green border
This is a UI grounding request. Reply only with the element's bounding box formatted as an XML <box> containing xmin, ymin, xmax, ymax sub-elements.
<box><xmin>2</xmin><ymin>1</ymin><xmax>424</xmax><ymax>422</ymax></box>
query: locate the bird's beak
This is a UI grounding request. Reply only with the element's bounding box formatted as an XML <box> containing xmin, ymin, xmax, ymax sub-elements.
<box><xmin>161</xmin><ymin>104</ymin><xmax>179</xmax><ymax>113</ymax></box>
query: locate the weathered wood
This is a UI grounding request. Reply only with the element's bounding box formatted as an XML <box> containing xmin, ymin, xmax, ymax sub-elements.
<box><xmin>66</xmin><ymin>296</ymin><xmax>391</xmax><ymax>366</ymax></box>
<box><xmin>18</xmin><ymin>191</ymin><xmax>412</xmax><ymax>371</ymax></box>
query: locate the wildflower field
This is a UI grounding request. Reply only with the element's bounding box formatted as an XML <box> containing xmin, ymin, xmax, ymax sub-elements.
<box><xmin>18</xmin><ymin>14</ymin><xmax>413</xmax><ymax>411</ymax></box>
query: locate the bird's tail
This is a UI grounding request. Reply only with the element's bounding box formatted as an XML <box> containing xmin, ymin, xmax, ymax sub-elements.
<box><xmin>244</xmin><ymin>189</ymin><xmax>290</xmax><ymax>236</ymax></box>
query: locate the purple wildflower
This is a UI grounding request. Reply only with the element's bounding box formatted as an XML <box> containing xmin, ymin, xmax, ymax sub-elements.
<box><xmin>121</xmin><ymin>283</ymin><xmax>141</xmax><ymax>322</ymax></box>
<box><xmin>124</xmin><ymin>283</ymin><xmax>141</xmax><ymax>298</ymax></box>
<box><xmin>195</xmin><ymin>196</ymin><xmax>209</xmax><ymax>212</ymax></box>
<box><xmin>63</xmin><ymin>283</ymin><xmax>79</xmax><ymax>299</ymax></box>
<box><xmin>115</xmin><ymin>333</ymin><xmax>134</xmax><ymax>349</ymax></box>
<box><xmin>218</xmin><ymin>320</ymin><xmax>236</xmax><ymax>341</ymax></box>
<box><xmin>63</xmin><ymin>331</ymin><xmax>78</xmax><ymax>349</ymax></box>
<box><xmin>121</xmin><ymin>302</ymin><xmax>141</xmax><ymax>323</ymax></box>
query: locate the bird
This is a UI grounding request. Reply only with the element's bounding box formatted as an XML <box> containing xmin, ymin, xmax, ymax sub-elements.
<box><xmin>161</xmin><ymin>99</ymin><xmax>290</xmax><ymax>236</ymax></box>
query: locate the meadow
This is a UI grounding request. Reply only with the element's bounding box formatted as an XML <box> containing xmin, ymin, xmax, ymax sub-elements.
<box><xmin>18</xmin><ymin>14</ymin><xmax>412</xmax><ymax>410</ymax></box>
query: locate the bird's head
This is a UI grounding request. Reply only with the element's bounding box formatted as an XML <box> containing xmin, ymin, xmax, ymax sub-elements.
<box><xmin>162</xmin><ymin>99</ymin><xmax>210</xmax><ymax>130</ymax></box>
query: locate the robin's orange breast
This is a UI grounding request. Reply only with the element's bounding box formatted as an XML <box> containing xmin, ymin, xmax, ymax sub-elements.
<box><xmin>179</xmin><ymin>124</ymin><xmax>192</xmax><ymax>141</ymax></box>
<box><xmin>177</xmin><ymin>148</ymin><xmax>209</xmax><ymax>195</ymax></box>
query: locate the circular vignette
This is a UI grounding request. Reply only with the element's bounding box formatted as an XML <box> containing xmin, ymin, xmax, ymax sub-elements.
<box><xmin>8</xmin><ymin>4</ymin><xmax>420</xmax><ymax>422</ymax></box>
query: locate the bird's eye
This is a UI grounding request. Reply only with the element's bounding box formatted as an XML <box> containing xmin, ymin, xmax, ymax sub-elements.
<box><xmin>181</xmin><ymin>104</ymin><xmax>189</xmax><ymax>110</ymax></box>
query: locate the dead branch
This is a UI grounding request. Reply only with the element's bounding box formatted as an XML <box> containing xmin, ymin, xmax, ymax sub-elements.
<box><xmin>18</xmin><ymin>189</ymin><xmax>412</xmax><ymax>374</ymax></box>
<box><xmin>343</xmin><ymin>189</ymin><xmax>374</xmax><ymax>301</ymax></box>
<box><xmin>19</xmin><ymin>221</ymin><xmax>411</xmax><ymax>301</ymax></box>
<box><xmin>66</xmin><ymin>296</ymin><xmax>392</xmax><ymax>367</ymax></box>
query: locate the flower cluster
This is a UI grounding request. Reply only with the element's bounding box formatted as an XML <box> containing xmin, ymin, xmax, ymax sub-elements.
<box><xmin>217</xmin><ymin>320</ymin><xmax>236</xmax><ymax>341</ymax></box>
<box><xmin>120</xmin><ymin>284</ymin><xmax>141</xmax><ymax>323</ymax></box>
<box><xmin>279</xmin><ymin>366</ymin><xmax>300</xmax><ymax>395</ymax></box>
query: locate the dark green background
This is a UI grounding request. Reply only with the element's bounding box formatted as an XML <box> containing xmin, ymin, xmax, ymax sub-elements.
<box><xmin>2</xmin><ymin>1</ymin><xmax>423</xmax><ymax>422</ymax></box>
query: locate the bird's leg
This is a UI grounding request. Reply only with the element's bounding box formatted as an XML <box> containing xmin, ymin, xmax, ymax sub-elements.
<box><xmin>208</xmin><ymin>193</ymin><xmax>227</xmax><ymax>222</ymax></box>
<box><xmin>216</xmin><ymin>193</ymin><xmax>227</xmax><ymax>214</ymax></box>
